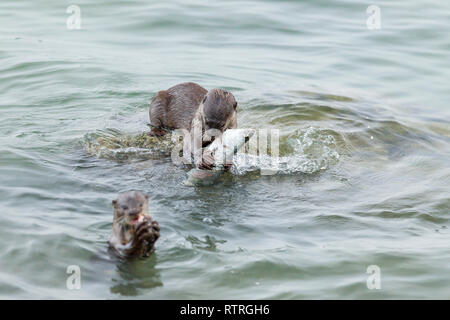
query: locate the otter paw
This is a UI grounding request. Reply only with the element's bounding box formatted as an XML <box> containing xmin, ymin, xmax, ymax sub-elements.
<box><xmin>199</xmin><ymin>156</ymin><xmax>216</xmax><ymax>170</ymax></box>
<box><xmin>151</xmin><ymin>220</ymin><xmax>160</xmax><ymax>241</ymax></box>
<box><xmin>147</xmin><ymin>129</ymin><xmax>166</xmax><ymax>137</ymax></box>
<box><xmin>135</xmin><ymin>218</ymin><xmax>159</xmax><ymax>243</ymax></box>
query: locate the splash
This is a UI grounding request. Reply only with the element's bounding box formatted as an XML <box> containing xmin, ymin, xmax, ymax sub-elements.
<box><xmin>83</xmin><ymin>129</ymin><xmax>175</xmax><ymax>161</ymax></box>
<box><xmin>232</xmin><ymin>126</ymin><xmax>340</xmax><ymax>175</ymax></box>
<box><xmin>83</xmin><ymin>127</ymin><xmax>339</xmax><ymax>175</ymax></box>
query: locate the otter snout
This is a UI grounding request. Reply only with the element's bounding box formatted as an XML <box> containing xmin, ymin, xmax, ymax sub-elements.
<box><xmin>128</xmin><ymin>210</ymin><xmax>141</xmax><ymax>216</ymax></box>
<box><xmin>127</xmin><ymin>210</ymin><xmax>144</xmax><ymax>226</ymax></box>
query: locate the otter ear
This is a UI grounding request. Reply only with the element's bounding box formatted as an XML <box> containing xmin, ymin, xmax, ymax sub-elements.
<box><xmin>202</xmin><ymin>95</ymin><xmax>207</xmax><ymax>103</ymax></box>
<box><xmin>233</xmin><ymin>102</ymin><xmax>238</xmax><ymax>110</ymax></box>
<box><xmin>145</xmin><ymin>194</ymin><xmax>149</xmax><ymax>200</ymax></box>
<box><xmin>112</xmin><ymin>200</ymin><xmax>117</xmax><ymax>207</ymax></box>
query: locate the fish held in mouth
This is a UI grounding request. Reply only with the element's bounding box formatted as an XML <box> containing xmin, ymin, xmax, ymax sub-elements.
<box><xmin>184</xmin><ymin>128</ymin><xmax>255</xmax><ymax>186</ymax></box>
<box><xmin>129</xmin><ymin>214</ymin><xmax>145</xmax><ymax>226</ymax></box>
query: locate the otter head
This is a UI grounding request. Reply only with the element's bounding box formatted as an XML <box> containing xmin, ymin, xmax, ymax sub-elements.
<box><xmin>202</xmin><ymin>89</ymin><xmax>237</xmax><ymax>132</ymax></box>
<box><xmin>112</xmin><ymin>191</ymin><xmax>149</xmax><ymax>228</ymax></box>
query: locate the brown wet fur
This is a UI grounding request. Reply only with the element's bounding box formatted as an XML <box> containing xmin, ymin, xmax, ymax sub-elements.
<box><xmin>149</xmin><ymin>82</ymin><xmax>237</xmax><ymax>135</ymax></box>
<box><xmin>202</xmin><ymin>88</ymin><xmax>237</xmax><ymax>132</ymax></box>
<box><xmin>109</xmin><ymin>191</ymin><xmax>160</xmax><ymax>258</ymax></box>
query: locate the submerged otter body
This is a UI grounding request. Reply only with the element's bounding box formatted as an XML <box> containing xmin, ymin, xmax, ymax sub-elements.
<box><xmin>109</xmin><ymin>191</ymin><xmax>160</xmax><ymax>258</ymax></box>
<box><xmin>148</xmin><ymin>82</ymin><xmax>238</xmax><ymax>136</ymax></box>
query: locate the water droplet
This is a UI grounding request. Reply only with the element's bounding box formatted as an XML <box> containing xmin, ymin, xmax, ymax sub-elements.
<box><xmin>203</xmin><ymin>217</ymin><xmax>213</xmax><ymax>224</ymax></box>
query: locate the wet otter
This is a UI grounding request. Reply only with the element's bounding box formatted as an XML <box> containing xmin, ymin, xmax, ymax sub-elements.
<box><xmin>109</xmin><ymin>191</ymin><xmax>160</xmax><ymax>258</ymax></box>
<box><xmin>148</xmin><ymin>82</ymin><xmax>237</xmax><ymax>136</ymax></box>
<box><xmin>148</xmin><ymin>82</ymin><xmax>237</xmax><ymax>169</ymax></box>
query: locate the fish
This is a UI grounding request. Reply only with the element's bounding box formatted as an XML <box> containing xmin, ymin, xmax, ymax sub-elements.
<box><xmin>183</xmin><ymin>128</ymin><xmax>255</xmax><ymax>186</ymax></box>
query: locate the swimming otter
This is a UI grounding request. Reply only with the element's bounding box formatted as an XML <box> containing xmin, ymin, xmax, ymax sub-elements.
<box><xmin>148</xmin><ymin>82</ymin><xmax>237</xmax><ymax>135</ymax></box>
<box><xmin>148</xmin><ymin>82</ymin><xmax>237</xmax><ymax>169</ymax></box>
<box><xmin>109</xmin><ymin>191</ymin><xmax>160</xmax><ymax>258</ymax></box>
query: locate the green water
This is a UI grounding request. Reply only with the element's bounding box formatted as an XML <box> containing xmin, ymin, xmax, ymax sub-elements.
<box><xmin>0</xmin><ymin>0</ymin><xmax>449</xmax><ymax>299</ymax></box>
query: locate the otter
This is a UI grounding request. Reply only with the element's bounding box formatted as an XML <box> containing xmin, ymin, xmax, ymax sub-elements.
<box><xmin>109</xmin><ymin>191</ymin><xmax>160</xmax><ymax>258</ymax></box>
<box><xmin>148</xmin><ymin>82</ymin><xmax>238</xmax><ymax>169</ymax></box>
<box><xmin>149</xmin><ymin>82</ymin><xmax>237</xmax><ymax>136</ymax></box>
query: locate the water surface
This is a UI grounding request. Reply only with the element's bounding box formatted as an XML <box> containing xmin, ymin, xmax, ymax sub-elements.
<box><xmin>0</xmin><ymin>0</ymin><xmax>449</xmax><ymax>299</ymax></box>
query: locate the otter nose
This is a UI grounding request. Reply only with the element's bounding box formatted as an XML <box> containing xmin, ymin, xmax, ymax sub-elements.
<box><xmin>128</xmin><ymin>210</ymin><xmax>140</xmax><ymax>216</ymax></box>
